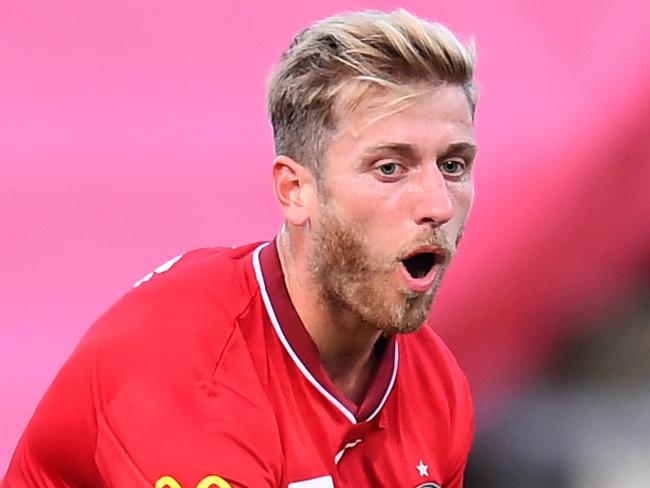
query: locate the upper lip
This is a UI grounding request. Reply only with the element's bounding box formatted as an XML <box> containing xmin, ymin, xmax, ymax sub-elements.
<box><xmin>401</xmin><ymin>245</ymin><xmax>448</xmax><ymax>264</ymax></box>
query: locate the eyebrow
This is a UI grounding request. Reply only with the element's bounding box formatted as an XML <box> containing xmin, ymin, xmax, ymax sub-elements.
<box><xmin>440</xmin><ymin>142</ymin><xmax>478</xmax><ymax>160</ymax></box>
<box><xmin>364</xmin><ymin>141</ymin><xmax>478</xmax><ymax>161</ymax></box>
<box><xmin>363</xmin><ymin>143</ymin><xmax>420</xmax><ymax>161</ymax></box>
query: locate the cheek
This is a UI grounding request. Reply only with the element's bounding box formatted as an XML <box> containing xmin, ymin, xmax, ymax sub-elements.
<box><xmin>451</xmin><ymin>182</ymin><xmax>474</xmax><ymax>220</ymax></box>
<box><xmin>327</xmin><ymin>181</ymin><xmax>396</xmax><ymax>224</ymax></box>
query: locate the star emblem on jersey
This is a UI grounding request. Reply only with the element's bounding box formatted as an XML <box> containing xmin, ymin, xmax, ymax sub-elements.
<box><xmin>416</xmin><ymin>460</ymin><xmax>429</xmax><ymax>477</ymax></box>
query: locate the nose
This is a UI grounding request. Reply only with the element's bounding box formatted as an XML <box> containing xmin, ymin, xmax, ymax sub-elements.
<box><xmin>413</xmin><ymin>166</ymin><xmax>453</xmax><ymax>226</ymax></box>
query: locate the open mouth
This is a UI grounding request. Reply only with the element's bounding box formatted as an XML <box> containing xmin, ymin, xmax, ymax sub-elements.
<box><xmin>402</xmin><ymin>251</ymin><xmax>438</xmax><ymax>279</ymax></box>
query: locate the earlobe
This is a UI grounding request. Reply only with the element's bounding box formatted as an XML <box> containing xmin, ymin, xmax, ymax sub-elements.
<box><xmin>272</xmin><ymin>155</ymin><xmax>314</xmax><ymax>226</ymax></box>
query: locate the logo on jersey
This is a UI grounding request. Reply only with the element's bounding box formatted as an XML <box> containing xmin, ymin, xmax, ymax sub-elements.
<box><xmin>416</xmin><ymin>460</ymin><xmax>429</xmax><ymax>477</ymax></box>
<box><xmin>134</xmin><ymin>254</ymin><xmax>184</xmax><ymax>287</ymax></box>
<box><xmin>413</xmin><ymin>459</ymin><xmax>439</xmax><ymax>488</ymax></box>
<box><xmin>288</xmin><ymin>475</ymin><xmax>335</xmax><ymax>487</ymax></box>
<box><xmin>155</xmin><ymin>475</ymin><xmax>231</xmax><ymax>488</ymax></box>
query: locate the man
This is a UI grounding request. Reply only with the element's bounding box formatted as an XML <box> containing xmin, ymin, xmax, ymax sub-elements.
<box><xmin>3</xmin><ymin>9</ymin><xmax>478</xmax><ymax>488</ymax></box>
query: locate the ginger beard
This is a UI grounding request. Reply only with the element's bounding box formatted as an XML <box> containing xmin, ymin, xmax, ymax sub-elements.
<box><xmin>309</xmin><ymin>208</ymin><xmax>457</xmax><ymax>335</ymax></box>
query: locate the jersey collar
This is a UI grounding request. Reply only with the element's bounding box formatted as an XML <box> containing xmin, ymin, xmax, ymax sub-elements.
<box><xmin>252</xmin><ymin>241</ymin><xmax>398</xmax><ymax>425</ymax></box>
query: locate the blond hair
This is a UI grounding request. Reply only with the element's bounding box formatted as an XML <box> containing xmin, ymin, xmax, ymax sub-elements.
<box><xmin>267</xmin><ymin>9</ymin><xmax>477</xmax><ymax>174</ymax></box>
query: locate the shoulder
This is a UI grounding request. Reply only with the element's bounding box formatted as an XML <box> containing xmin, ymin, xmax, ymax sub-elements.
<box><xmin>130</xmin><ymin>242</ymin><xmax>263</xmax><ymax>306</ymax></box>
<box><xmin>6</xmin><ymin>244</ymin><xmax>282</xmax><ymax>486</ymax></box>
<box><xmin>83</xmin><ymin>242</ymin><xmax>267</xmax><ymax>406</ymax></box>
<box><xmin>86</xmin><ymin>243</ymin><xmax>282</xmax><ymax>485</ymax></box>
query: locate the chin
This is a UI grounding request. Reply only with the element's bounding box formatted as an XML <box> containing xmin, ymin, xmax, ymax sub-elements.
<box><xmin>377</xmin><ymin>320</ymin><xmax>426</xmax><ymax>336</ymax></box>
<box><xmin>361</xmin><ymin>290</ymin><xmax>433</xmax><ymax>335</ymax></box>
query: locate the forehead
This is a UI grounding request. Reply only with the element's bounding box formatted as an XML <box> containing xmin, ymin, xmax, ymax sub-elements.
<box><xmin>329</xmin><ymin>83</ymin><xmax>475</xmax><ymax>155</ymax></box>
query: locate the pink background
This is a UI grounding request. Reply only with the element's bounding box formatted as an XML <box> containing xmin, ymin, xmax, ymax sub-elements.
<box><xmin>2</xmin><ymin>0</ymin><xmax>650</xmax><ymax>473</ymax></box>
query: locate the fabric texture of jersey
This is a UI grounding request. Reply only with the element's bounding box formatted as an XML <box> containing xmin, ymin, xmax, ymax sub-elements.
<box><xmin>2</xmin><ymin>241</ymin><xmax>473</xmax><ymax>488</ymax></box>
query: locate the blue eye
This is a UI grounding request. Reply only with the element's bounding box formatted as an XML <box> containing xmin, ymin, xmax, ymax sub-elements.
<box><xmin>440</xmin><ymin>160</ymin><xmax>466</xmax><ymax>176</ymax></box>
<box><xmin>378</xmin><ymin>162</ymin><xmax>399</xmax><ymax>176</ymax></box>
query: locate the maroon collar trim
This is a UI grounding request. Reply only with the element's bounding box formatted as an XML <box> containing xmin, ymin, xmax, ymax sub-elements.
<box><xmin>252</xmin><ymin>240</ymin><xmax>398</xmax><ymax>424</ymax></box>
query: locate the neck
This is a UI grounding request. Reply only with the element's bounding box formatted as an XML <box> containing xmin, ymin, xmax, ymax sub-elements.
<box><xmin>275</xmin><ymin>230</ymin><xmax>384</xmax><ymax>405</ymax></box>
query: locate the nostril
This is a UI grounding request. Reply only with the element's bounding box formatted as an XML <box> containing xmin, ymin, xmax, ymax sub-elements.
<box><xmin>414</xmin><ymin>194</ymin><xmax>453</xmax><ymax>226</ymax></box>
<box><xmin>418</xmin><ymin>216</ymin><xmax>439</xmax><ymax>225</ymax></box>
<box><xmin>415</xmin><ymin>208</ymin><xmax>452</xmax><ymax>226</ymax></box>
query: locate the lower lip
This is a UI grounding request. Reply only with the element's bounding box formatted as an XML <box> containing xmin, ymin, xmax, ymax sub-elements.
<box><xmin>398</xmin><ymin>262</ymin><xmax>438</xmax><ymax>293</ymax></box>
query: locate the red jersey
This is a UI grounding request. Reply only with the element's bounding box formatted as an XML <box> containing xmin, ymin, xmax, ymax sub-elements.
<box><xmin>3</xmin><ymin>241</ymin><xmax>473</xmax><ymax>488</ymax></box>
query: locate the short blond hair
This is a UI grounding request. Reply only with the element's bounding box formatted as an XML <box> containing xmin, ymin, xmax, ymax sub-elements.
<box><xmin>267</xmin><ymin>9</ymin><xmax>477</xmax><ymax>174</ymax></box>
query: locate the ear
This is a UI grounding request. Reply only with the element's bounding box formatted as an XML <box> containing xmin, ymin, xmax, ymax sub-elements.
<box><xmin>272</xmin><ymin>155</ymin><xmax>317</xmax><ymax>226</ymax></box>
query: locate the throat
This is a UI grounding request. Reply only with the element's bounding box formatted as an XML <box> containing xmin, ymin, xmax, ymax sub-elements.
<box><xmin>328</xmin><ymin>356</ymin><xmax>378</xmax><ymax>407</ymax></box>
<box><xmin>321</xmin><ymin>336</ymin><xmax>387</xmax><ymax>406</ymax></box>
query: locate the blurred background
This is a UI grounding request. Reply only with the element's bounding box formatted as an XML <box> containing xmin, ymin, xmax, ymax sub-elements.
<box><xmin>1</xmin><ymin>1</ymin><xmax>649</xmax><ymax>486</ymax></box>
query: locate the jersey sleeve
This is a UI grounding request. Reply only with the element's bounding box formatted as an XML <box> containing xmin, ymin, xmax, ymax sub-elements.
<box><xmin>2</xmin><ymin>323</ymin><xmax>281</xmax><ymax>488</ymax></box>
<box><xmin>1</xmin><ymin>334</ymin><xmax>106</xmax><ymax>488</ymax></box>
